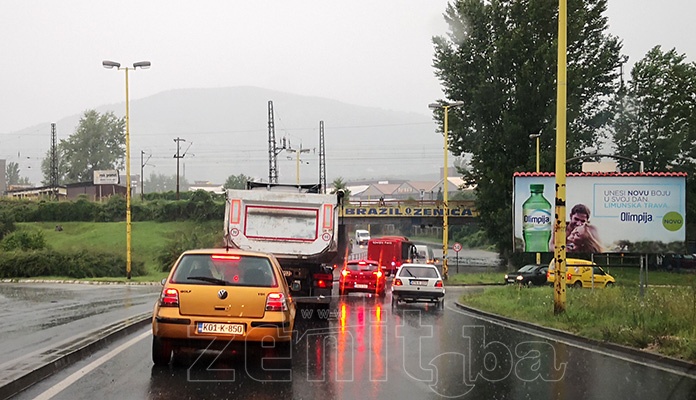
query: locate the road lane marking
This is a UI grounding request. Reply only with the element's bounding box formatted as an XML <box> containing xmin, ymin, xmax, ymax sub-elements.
<box><xmin>31</xmin><ymin>330</ymin><xmax>150</xmax><ymax>400</ymax></box>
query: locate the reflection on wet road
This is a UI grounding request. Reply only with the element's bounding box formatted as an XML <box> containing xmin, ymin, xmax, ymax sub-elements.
<box><xmin>14</xmin><ymin>284</ymin><xmax>696</xmax><ymax>400</ymax></box>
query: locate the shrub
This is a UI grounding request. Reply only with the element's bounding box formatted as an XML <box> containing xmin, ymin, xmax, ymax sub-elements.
<box><xmin>0</xmin><ymin>249</ymin><xmax>145</xmax><ymax>278</ymax></box>
<box><xmin>0</xmin><ymin>230</ymin><xmax>48</xmax><ymax>251</ymax></box>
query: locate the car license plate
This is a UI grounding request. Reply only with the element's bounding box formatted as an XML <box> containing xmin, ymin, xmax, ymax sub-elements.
<box><xmin>354</xmin><ymin>284</ymin><xmax>368</xmax><ymax>289</ymax></box>
<box><xmin>410</xmin><ymin>280</ymin><xmax>427</xmax><ymax>286</ymax></box>
<box><xmin>197</xmin><ymin>322</ymin><xmax>244</xmax><ymax>335</ymax></box>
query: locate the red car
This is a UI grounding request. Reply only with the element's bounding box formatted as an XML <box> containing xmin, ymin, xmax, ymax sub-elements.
<box><xmin>339</xmin><ymin>260</ymin><xmax>386</xmax><ymax>297</ymax></box>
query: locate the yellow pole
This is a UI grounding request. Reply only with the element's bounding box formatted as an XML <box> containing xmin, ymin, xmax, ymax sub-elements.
<box><xmin>535</xmin><ymin>135</ymin><xmax>541</xmax><ymax>265</ymax></box>
<box><xmin>442</xmin><ymin>105</ymin><xmax>450</xmax><ymax>280</ymax></box>
<box><xmin>124</xmin><ymin>67</ymin><xmax>132</xmax><ymax>280</ymax></box>
<box><xmin>553</xmin><ymin>0</ymin><xmax>568</xmax><ymax>314</ymax></box>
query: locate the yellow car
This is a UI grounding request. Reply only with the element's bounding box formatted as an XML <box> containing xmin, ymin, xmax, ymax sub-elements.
<box><xmin>547</xmin><ymin>258</ymin><xmax>616</xmax><ymax>288</ymax></box>
<box><xmin>151</xmin><ymin>248</ymin><xmax>296</xmax><ymax>365</ymax></box>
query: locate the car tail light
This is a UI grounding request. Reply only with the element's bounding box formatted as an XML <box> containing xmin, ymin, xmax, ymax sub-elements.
<box><xmin>393</xmin><ymin>278</ymin><xmax>403</xmax><ymax>286</ymax></box>
<box><xmin>435</xmin><ymin>280</ymin><xmax>443</xmax><ymax>288</ymax></box>
<box><xmin>160</xmin><ymin>288</ymin><xmax>179</xmax><ymax>307</ymax></box>
<box><xmin>266</xmin><ymin>292</ymin><xmax>288</xmax><ymax>311</ymax></box>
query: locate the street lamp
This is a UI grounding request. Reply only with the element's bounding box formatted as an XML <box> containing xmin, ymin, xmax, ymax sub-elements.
<box><xmin>529</xmin><ymin>131</ymin><xmax>542</xmax><ymax>265</ymax></box>
<box><xmin>429</xmin><ymin>100</ymin><xmax>465</xmax><ymax>280</ymax></box>
<box><xmin>102</xmin><ymin>60</ymin><xmax>151</xmax><ymax>279</ymax></box>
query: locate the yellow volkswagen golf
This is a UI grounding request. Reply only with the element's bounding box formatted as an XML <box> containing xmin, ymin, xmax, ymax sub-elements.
<box><xmin>151</xmin><ymin>248</ymin><xmax>296</xmax><ymax>365</ymax></box>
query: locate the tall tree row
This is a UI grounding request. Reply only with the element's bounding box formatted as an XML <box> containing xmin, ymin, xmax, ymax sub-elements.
<box><xmin>431</xmin><ymin>0</ymin><xmax>623</xmax><ymax>259</ymax></box>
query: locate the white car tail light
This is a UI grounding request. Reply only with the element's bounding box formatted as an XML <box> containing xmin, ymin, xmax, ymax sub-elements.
<box><xmin>266</xmin><ymin>292</ymin><xmax>288</xmax><ymax>311</ymax></box>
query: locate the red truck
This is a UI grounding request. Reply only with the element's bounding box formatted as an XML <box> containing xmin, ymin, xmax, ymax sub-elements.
<box><xmin>367</xmin><ymin>236</ymin><xmax>418</xmax><ymax>276</ymax></box>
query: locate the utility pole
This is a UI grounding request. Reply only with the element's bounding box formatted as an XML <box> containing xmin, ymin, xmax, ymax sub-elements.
<box><xmin>319</xmin><ymin>121</ymin><xmax>326</xmax><ymax>193</ymax></box>
<box><xmin>268</xmin><ymin>100</ymin><xmax>286</xmax><ymax>183</ymax></box>
<box><xmin>286</xmin><ymin>143</ymin><xmax>310</xmax><ymax>185</ymax></box>
<box><xmin>50</xmin><ymin>123</ymin><xmax>58</xmax><ymax>200</ymax></box>
<box><xmin>173</xmin><ymin>137</ymin><xmax>190</xmax><ymax>199</ymax></box>
<box><xmin>140</xmin><ymin>150</ymin><xmax>153</xmax><ymax>201</ymax></box>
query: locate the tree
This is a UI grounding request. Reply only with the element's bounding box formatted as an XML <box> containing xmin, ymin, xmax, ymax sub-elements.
<box><xmin>613</xmin><ymin>46</ymin><xmax>696</xmax><ymax>172</ymax></box>
<box><xmin>431</xmin><ymin>0</ymin><xmax>623</xmax><ymax>260</ymax></box>
<box><xmin>330</xmin><ymin>177</ymin><xmax>351</xmax><ymax>200</ymax></box>
<box><xmin>42</xmin><ymin>110</ymin><xmax>125</xmax><ymax>184</ymax></box>
<box><xmin>223</xmin><ymin>174</ymin><xmax>254</xmax><ymax>190</ymax></box>
<box><xmin>613</xmin><ymin>46</ymin><xmax>696</xmax><ymax>230</ymax></box>
<box><xmin>144</xmin><ymin>172</ymin><xmax>188</xmax><ymax>193</ymax></box>
<box><xmin>5</xmin><ymin>162</ymin><xmax>30</xmax><ymax>186</ymax></box>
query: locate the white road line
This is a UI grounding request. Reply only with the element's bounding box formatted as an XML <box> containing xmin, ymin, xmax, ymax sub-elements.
<box><xmin>32</xmin><ymin>330</ymin><xmax>150</xmax><ymax>400</ymax></box>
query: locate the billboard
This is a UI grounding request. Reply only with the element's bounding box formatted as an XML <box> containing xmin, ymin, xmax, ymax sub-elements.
<box><xmin>93</xmin><ymin>170</ymin><xmax>120</xmax><ymax>185</ymax></box>
<box><xmin>513</xmin><ymin>174</ymin><xmax>686</xmax><ymax>253</ymax></box>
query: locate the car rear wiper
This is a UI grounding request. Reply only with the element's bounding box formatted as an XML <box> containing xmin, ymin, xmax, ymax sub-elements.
<box><xmin>404</xmin><ymin>269</ymin><xmax>415</xmax><ymax>277</ymax></box>
<box><xmin>187</xmin><ymin>276</ymin><xmax>229</xmax><ymax>285</ymax></box>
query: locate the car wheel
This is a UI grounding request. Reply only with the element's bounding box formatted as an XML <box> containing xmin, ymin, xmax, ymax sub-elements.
<box><xmin>438</xmin><ymin>299</ymin><xmax>445</xmax><ymax>310</ymax></box>
<box><xmin>152</xmin><ymin>336</ymin><xmax>172</xmax><ymax>366</ymax></box>
<box><xmin>526</xmin><ymin>280</ymin><xmax>534</xmax><ymax>288</ymax></box>
<box><xmin>605</xmin><ymin>282</ymin><xmax>614</xmax><ymax>288</ymax></box>
<box><xmin>573</xmin><ymin>280</ymin><xmax>583</xmax><ymax>289</ymax></box>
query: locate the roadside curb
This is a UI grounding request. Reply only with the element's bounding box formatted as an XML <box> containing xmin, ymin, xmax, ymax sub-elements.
<box><xmin>0</xmin><ymin>312</ymin><xmax>152</xmax><ymax>400</ymax></box>
<box><xmin>453</xmin><ymin>301</ymin><xmax>696</xmax><ymax>377</ymax></box>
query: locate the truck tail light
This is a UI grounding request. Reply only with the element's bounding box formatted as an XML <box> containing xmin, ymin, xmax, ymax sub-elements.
<box><xmin>341</xmin><ymin>269</ymin><xmax>350</xmax><ymax>277</ymax></box>
<box><xmin>313</xmin><ymin>273</ymin><xmax>333</xmax><ymax>288</ymax></box>
<box><xmin>266</xmin><ymin>292</ymin><xmax>288</xmax><ymax>311</ymax></box>
<box><xmin>160</xmin><ymin>288</ymin><xmax>179</xmax><ymax>307</ymax></box>
<box><xmin>373</xmin><ymin>270</ymin><xmax>383</xmax><ymax>279</ymax></box>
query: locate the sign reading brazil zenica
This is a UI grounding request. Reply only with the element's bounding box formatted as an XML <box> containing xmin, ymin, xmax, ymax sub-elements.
<box><xmin>341</xmin><ymin>203</ymin><xmax>477</xmax><ymax>218</ymax></box>
<box><xmin>513</xmin><ymin>174</ymin><xmax>686</xmax><ymax>253</ymax></box>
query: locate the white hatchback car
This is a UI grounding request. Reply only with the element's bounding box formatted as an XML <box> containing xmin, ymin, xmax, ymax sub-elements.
<box><xmin>391</xmin><ymin>263</ymin><xmax>445</xmax><ymax>309</ymax></box>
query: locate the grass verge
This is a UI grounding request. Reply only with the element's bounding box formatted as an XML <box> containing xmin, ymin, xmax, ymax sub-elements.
<box><xmin>459</xmin><ymin>283</ymin><xmax>696</xmax><ymax>362</ymax></box>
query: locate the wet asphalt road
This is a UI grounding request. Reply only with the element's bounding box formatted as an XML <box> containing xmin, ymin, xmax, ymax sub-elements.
<box><xmin>10</xmin><ymin>285</ymin><xmax>696</xmax><ymax>400</ymax></box>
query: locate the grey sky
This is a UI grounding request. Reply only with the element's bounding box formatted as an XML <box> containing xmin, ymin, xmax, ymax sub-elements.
<box><xmin>0</xmin><ymin>0</ymin><xmax>694</xmax><ymax>178</ymax></box>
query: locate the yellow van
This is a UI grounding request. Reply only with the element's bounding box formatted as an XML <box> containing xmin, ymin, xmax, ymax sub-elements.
<box><xmin>547</xmin><ymin>258</ymin><xmax>615</xmax><ymax>288</ymax></box>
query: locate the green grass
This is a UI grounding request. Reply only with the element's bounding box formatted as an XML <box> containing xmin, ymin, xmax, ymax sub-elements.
<box><xmin>447</xmin><ymin>271</ymin><xmax>503</xmax><ymax>285</ymax></box>
<box><xmin>459</xmin><ymin>285</ymin><xmax>696</xmax><ymax>362</ymax></box>
<box><xmin>16</xmin><ymin>221</ymin><xmax>220</xmax><ymax>281</ymax></box>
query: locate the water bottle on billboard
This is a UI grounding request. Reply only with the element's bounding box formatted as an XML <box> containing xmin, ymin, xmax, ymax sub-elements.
<box><xmin>522</xmin><ymin>183</ymin><xmax>552</xmax><ymax>252</ymax></box>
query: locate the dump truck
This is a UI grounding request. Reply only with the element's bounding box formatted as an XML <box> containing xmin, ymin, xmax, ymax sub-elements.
<box><xmin>224</xmin><ymin>183</ymin><xmax>347</xmax><ymax>308</ymax></box>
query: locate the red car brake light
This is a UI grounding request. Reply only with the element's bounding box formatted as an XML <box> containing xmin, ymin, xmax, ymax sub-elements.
<box><xmin>160</xmin><ymin>288</ymin><xmax>179</xmax><ymax>307</ymax></box>
<box><xmin>435</xmin><ymin>280</ymin><xmax>443</xmax><ymax>288</ymax></box>
<box><xmin>211</xmin><ymin>254</ymin><xmax>241</xmax><ymax>261</ymax></box>
<box><xmin>393</xmin><ymin>278</ymin><xmax>403</xmax><ymax>286</ymax></box>
<box><xmin>266</xmin><ymin>292</ymin><xmax>288</xmax><ymax>311</ymax></box>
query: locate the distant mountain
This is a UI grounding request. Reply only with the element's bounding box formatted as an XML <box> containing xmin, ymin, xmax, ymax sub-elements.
<box><xmin>3</xmin><ymin>86</ymin><xmax>444</xmax><ymax>186</ymax></box>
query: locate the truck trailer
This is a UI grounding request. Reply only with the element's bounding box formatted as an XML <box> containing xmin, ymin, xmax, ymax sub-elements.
<box><xmin>224</xmin><ymin>184</ymin><xmax>347</xmax><ymax>308</ymax></box>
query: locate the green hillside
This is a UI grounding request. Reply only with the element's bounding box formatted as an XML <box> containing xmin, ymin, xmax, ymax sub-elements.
<box><xmin>17</xmin><ymin>221</ymin><xmax>221</xmax><ymax>280</ymax></box>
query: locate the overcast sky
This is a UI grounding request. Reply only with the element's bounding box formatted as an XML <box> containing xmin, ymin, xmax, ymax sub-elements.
<box><xmin>1</xmin><ymin>0</ymin><xmax>694</xmax><ymax>165</ymax></box>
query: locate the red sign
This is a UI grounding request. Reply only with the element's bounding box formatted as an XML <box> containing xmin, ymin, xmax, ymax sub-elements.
<box><xmin>452</xmin><ymin>242</ymin><xmax>462</xmax><ymax>252</ymax></box>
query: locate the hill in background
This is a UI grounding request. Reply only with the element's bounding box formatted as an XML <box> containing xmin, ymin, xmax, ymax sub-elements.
<box><xmin>3</xmin><ymin>86</ymin><xmax>444</xmax><ymax>186</ymax></box>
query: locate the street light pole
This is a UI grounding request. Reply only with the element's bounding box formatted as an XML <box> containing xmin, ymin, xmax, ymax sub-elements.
<box><xmin>102</xmin><ymin>60</ymin><xmax>151</xmax><ymax>279</ymax></box>
<box><xmin>529</xmin><ymin>132</ymin><xmax>542</xmax><ymax>265</ymax></box>
<box><xmin>429</xmin><ymin>100</ymin><xmax>464</xmax><ymax>280</ymax></box>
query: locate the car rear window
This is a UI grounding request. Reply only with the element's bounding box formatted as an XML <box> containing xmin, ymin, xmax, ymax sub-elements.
<box><xmin>171</xmin><ymin>254</ymin><xmax>277</xmax><ymax>287</ymax></box>
<box><xmin>347</xmin><ymin>261</ymin><xmax>379</xmax><ymax>271</ymax></box>
<box><xmin>398</xmin><ymin>266</ymin><xmax>439</xmax><ymax>278</ymax></box>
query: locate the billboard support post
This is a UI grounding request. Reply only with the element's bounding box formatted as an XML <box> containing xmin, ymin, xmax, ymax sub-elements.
<box><xmin>553</xmin><ymin>0</ymin><xmax>568</xmax><ymax>315</ymax></box>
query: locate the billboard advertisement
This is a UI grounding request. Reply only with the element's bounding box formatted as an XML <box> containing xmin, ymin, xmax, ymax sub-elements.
<box><xmin>513</xmin><ymin>174</ymin><xmax>686</xmax><ymax>253</ymax></box>
<box><xmin>93</xmin><ymin>170</ymin><xmax>120</xmax><ymax>185</ymax></box>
